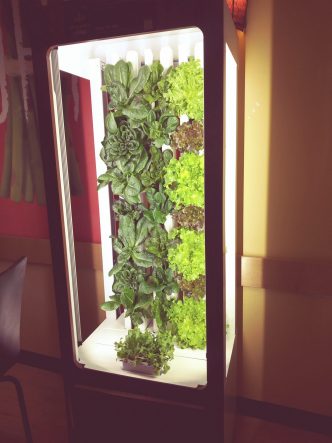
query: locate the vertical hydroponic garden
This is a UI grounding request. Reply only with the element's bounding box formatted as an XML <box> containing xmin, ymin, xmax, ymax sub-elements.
<box><xmin>97</xmin><ymin>55</ymin><xmax>205</xmax><ymax>376</ymax></box>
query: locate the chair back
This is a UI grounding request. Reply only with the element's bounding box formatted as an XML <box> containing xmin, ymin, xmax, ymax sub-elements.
<box><xmin>0</xmin><ymin>257</ymin><xmax>27</xmax><ymax>373</ymax></box>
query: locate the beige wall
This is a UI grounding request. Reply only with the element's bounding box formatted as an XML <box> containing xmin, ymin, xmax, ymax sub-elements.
<box><xmin>242</xmin><ymin>0</ymin><xmax>332</xmax><ymax>415</ymax></box>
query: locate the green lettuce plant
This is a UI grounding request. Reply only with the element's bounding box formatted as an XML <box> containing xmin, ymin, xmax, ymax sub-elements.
<box><xmin>110</xmin><ymin>214</ymin><xmax>158</xmax><ymax>275</ymax></box>
<box><xmin>139</xmin><ymin>267</ymin><xmax>178</xmax><ymax>331</ymax></box>
<box><xmin>97</xmin><ymin>148</ymin><xmax>149</xmax><ymax>204</ymax></box>
<box><xmin>112</xmin><ymin>200</ymin><xmax>143</xmax><ymax>221</ymax></box>
<box><xmin>142</xmin><ymin>61</ymin><xmax>165</xmax><ymax>105</ymax></box>
<box><xmin>98</xmin><ymin>147</ymin><xmax>173</xmax><ymax>204</ymax></box>
<box><xmin>143</xmin><ymin>186</ymin><xmax>174</xmax><ymax>225</ymax></box>
<box><xmin>140</xmin><ymin>146</ymin><xmax>173</xmax><ymax>188</ymax></box>
<box><xmin>111</xmin><ymin>264</ymin><xmax>145</xmax><ymax>295</ymax></box>
<box><xmin>112</xmin><ymin>186</ymin><xmax>173</xmax><ymax>226</ymax></box>
<box><xmin>141</xmin><ymin>110</ymin><xmax>178</xmax><ymax>147</ymax></box>
<box><xmin>168</xmin><ymin>228</ymin><xmax>205</xmax><ymax>281</ymax></box>
<box><xmin>100</xmin><ymin>122</ymin><xmax>143</xmax><ymax>164</ymax></box>
<box><xmin>163</xmin><ymin>58</ymin><xmax>204</xmax><ymax>121</ymax></box>
<box><xmin>145</xmin><ymin>226</ymin><xmax>169</xmax><ymax>262</ymax></box>
<box><xmin>168</xmin><ymin>298</ymin><xmax>206</xmax><ymax>349</ymax></box>
<box><xmin>115</xmin><ymin>328</ymin><xmax>174</xmax><ymax>375</ymax></box>
<box><xmin>103</xmin><ymin>60</ymin><xmax>176</xmax><ymax>128</ymax></box>
<box><xmin>139</xmin><ymin>267</ymin><xmax>178</xmax><ymax>296</ymax></box>
<box><xmin>103</xmin><ymin>60</ymin><xmax>151</xmax><ymax>125</ymax></box>
<box><xmin>171</xmin><ymin>121</ymin><xmax>204</xmax><ymax>153</ymax></box>
<box><xmin>152</xmin><ymin>292</ymin><xmax>174</xmax><ymax>332</ymax></box>
<box><xmin>101</xmin><ymin>287</ymin><xmax>154</xmax><ymax>326</ymax></box>
<box><xmin>164</xmin><ymin>152</ymin><xmax>204</xmax><ymax>208</ymax></box>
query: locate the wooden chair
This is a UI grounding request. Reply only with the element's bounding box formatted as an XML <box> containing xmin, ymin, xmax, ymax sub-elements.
<box><xmin>0</xmin><ymin>257</ymin><xmax>33</xmax><ymax>443</ymax></box>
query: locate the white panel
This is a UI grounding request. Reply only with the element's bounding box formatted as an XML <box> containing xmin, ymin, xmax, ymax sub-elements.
<box><xmin>126</xmin><ymin>50</ymin><xmax>139</xmax><ymax>75</ymax></box>
<box><xmin>160</xmin><ymin>46</ymin><xmax>173</xmax><ymax>70</ymax></box>
<box><xmin>144</xmin><ymin>48</ymin><xmax>154</xmax><ymax>66</ymax></box>
<box><xmin>178</xmin><ymin>43</ymin><xmax>190</xmax><ymax>64</ymax></box>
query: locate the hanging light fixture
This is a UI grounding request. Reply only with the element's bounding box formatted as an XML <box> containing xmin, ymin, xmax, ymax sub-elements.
<box><xmin>226</xmin><ymin>0</ymin><xmax>248</xmax><ymax>31</ymax></box>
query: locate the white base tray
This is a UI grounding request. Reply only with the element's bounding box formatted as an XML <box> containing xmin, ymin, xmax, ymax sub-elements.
<box><xmin>78</xmin><ymin>317</ymin><xmax>207</xmax><ymax>388</ymax></box>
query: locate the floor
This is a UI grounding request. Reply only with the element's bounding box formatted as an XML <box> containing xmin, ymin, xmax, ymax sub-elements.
<box><xmin>233</xmin><ymin>416</ymin><xmax>332</xmax><ymax>443</ymax></box>
<box><xmin>0</xmin><ymin>364</ymin><xmax>331</xmax><ymax>443</ymax></box>
<box><xmin>0</xmin><ymin>364</ymin><xmax>68</xmax><ymax>443</ymax></box>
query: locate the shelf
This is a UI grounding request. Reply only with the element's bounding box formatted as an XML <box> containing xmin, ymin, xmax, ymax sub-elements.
<box><xmin>78</xmin><ymin>318</ymin><xmax>207</xmax><ymax>388</ymax></box>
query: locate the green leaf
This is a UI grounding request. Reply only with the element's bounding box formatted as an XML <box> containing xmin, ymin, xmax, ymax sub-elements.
<box><xmin>113</xmin><ymin>60</ymin><xmax>132</xmax><ymax>87</ymax></box>
<box><xmin>135</xmin><ymin>294</ymin><xmax>153</xmax><ymax>309</ymax></box>
<box><xmin>100</xmin><ymin>295</ymin><xmax>121</xmax><ymax>311</ymax></box>
<box><xmin>132</xmin><ymin>250</ymin><xmax>156</xmax><ymax>268</ymax></box>
<box><xmin>112</xmin><ymin>238</ymin><xmax>124</xmax><ymax>254</ymax></box>
<box><xmin>165</xmin><ymin>116</ymin><xmax>179</xmax><ymax>133</ymax></box>
<box><xmin>117</xmin><ymin>250</ymin><xmax>131</xmax><ymax>264</ymax></box>
<box><xmin>97</xmin><ymin>172</ymin><xmax>112</xmax><ymax>183</ymax></box>
<box><xmin>116</xmin><ymin>157</ymin><xmax>134</xmax><ymax>174</ymax></box>
<box><xmin>108</xmin><ymin>82</ymin><xmax>128</xmax><ymax>106</ymax></box>
<box><xmin>97</xmin><ymin>171</ymin><xmax>112</xmax><ymax>189</ymax></box>
<box><xmin>147</xmin><ymin>110</ymin><xmax>156</xmax><ymax>125</ymax></box>
<box><xmin>118</xmin><ymin>215</ymin><xmax>136</xmax><ymax>248</ymax></box>
<box><xmin>129</xmin><ymin>312</ymin><xmax>144</xmax><ymax>325</ymax></box>
<box><xmin>103</xmin><ymin>64</ymin><xmax>113</xmax><ymax>85</ymax></box>
<box><xmin>143</xmin><ymin>94</ymin><xmax>156</xmax><ymax>104</ymax></box>
<box><xmin>134</xmin><ymin>148</ymin><xmax>148</xmax><ymax>174</ymax></box>
<box><xmin>110</xmin><ymin>171</ymin><xmax>126</xmax><ymax>195</ymax></box>
<box><xmin>139</xmin><ymin>279</ymin><xmax>155</xmax><ymax>294</ymax></box>
<box><xmin>122</xmin><ymin>103</ymin><xmax>149</xmax><ymax>121</ymax></box>
<box><xmin>135</xmin><ymin>217</ymin><xmax>149</xmax><ymax>246</ymax></box>
<box><xmin>143</xmin><ymin>211</ymin><xmax>155</xmax><ymax>223</ymax></box>
<box><xmin>154</xmin><ymin>137</ymin><xmax>166</xmax><ymax>148</ymax></box>
<box><xmin>129</xmin><ymin>65</ymin><xmax>150</xmax><ymax>97</ymax></box>
<box><xmin>162</xmin><ymin>149</ymin><xmax>173</xmax><ymax>164</ymax></box>
<box><xmin>124</xmin><ymin>175</ymin><xmax>141</xmax><ymax>197</ymax></box>
<box><xmin>109</xmin><ymin>261</ymin><xmax>126</xmax><ymax>276</ymax></box>
<box><xmin>150</xmin><ymin>61</ymin><xmax>163</xmax><ymax>82</ymax></box>
<box><xmin>152</xmin><ymin>208</ymin><xmax>166</xmax><ymax>224</ymax></box>
<box><xmin>153</xmin><ymin>192</ymin><xmax>164</xmax><ymax>205</ymax></box>
<box><xmin>105</xmin><ymin>112</ymin><xmax>118</xmax><ymax>134</ymax></box>
<box><xmin>124</xmin><ymin>191</ymin><xmax>141</xmax><ymax>205</ymax></box>
<box><xmin>120</xmin><ymin>288</ymin><xmax>135</xmax><ymax>308</ymax></box>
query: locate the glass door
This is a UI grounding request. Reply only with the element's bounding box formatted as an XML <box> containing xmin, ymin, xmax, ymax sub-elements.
<box><xmin>48</xmin><ymin>28</ymin><xmax>208</xmax><ymax>388</ymax></box>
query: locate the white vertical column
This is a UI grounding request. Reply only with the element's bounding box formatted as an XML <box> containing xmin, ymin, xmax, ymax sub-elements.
<box><xmin>160</xmin><ymin>46</ymin><xmax>173</xmax><ymax>71</ymax></box>
<box><xmin>178</xmin><ymin>43</ymin><xmax>190</xmax><ymax>64</ymax></box>
<box><xmin>144</xmin><ymin>48</ymin><xmax>154</xmax><ymax>66</ymax></box>
<box><xmin>126</xmin><ymin>50</ymin><xmax>139</xmax><ymax>76</ymax></box>
<box><xmin>88</xmin><ymin>58</ymin><xmax>115</xmax><ymax>320</ymax></box>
